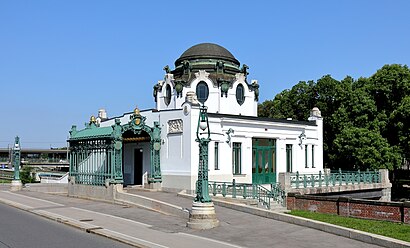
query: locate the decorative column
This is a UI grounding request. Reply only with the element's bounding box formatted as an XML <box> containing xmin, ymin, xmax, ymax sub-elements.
<box><xmin>187</xmin><ymin>105</ymin><xmax>219</xmax><ymax>229</ymax></box>
<box><xmin>11</xmin><ymin>136</ymin><xmax>22</xmax><ymax>191</ymax></box>
<box><xmin>149</xmin><ymin>121</ymin><xmax>162</xmax><ymax>184</ymax></box>
<box><xmin>112</xmin><ymin>119</ymin><xmax>124</xmax><ymax>183</ymax></box>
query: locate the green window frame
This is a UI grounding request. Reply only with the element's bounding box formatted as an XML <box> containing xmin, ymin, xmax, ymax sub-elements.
<box><xmin>286</xmin><ymin>144</ymin><xmax>293</xmax><ymax>172</ymax></box>
<box><xmin>305</xmin><ymin>145</ymin><xmax>308</xmax><ymax>168</ymax></box>
<box><xmin>232</xmin><ymin>142</ymin><xmax>241</xmax><ymax>175</ymax></box>
<box><xmin>214</xmin><ymin>142</ymin><xmax>219</xmax><ymax>170</ymax></box>
<box><xmin>312</xmin><ymin>145</ymin><xmax>315</xmax><ymax>168</ymax></box>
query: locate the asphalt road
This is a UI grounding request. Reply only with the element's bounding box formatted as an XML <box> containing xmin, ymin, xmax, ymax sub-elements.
<box><xmin>0</xmin><ymin>202</ymin><xmax>133</xmax><ymax>248</ymax></box>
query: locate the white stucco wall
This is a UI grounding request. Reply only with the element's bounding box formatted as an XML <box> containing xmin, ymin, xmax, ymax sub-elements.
<box><xmin>98</xmin><ymin>97</ymin><xmax>323</xmax><ymax>192</ymax></box>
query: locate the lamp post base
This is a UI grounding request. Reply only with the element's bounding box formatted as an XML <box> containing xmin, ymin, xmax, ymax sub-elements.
<box><xmin>10</xmin><ymin>180</ymin><xmax>22</xmax><ymax>191</ymax></box>
<box><xmin>187</xmin><ymin>201</ymin><xmax>219</xmax><ymax>229</ymax></box>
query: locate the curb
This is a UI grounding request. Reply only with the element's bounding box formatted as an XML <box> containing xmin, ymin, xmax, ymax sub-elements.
<box><xmin>177</xmin><ymin>192</ymin><xmax>410</xmax><ymax>248</ymax></box>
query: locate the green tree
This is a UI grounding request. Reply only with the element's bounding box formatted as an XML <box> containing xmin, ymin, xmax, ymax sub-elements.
<box><xmin>334</xmin><ymin>127</ymin><xmax>401</xmax><ymax>170</ymax></box>
<box><xmin>258</xmin><ymin>64</ymin><xmax>409</xmax><ymax>170</ymax></box>
<box><xmin>20</xmin><ymin>166</ymin><xmax>35</xmax><ymax>184</ymax></box>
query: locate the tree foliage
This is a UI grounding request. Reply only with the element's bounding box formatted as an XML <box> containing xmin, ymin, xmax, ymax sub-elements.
<box><xmin>20</xmin><ymin>166</ymin><xmax>35</xmax><ymax>184</ymax></box>
<box><xmin>259</xmin><ymin>64</ymin><xmax>410</xmax><ymax>170</ymax></box>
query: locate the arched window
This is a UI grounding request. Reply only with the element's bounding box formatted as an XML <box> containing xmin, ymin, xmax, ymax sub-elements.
<box><xmin>236</xmin><ymin>84</ymin><xmax>245</xmax><ymax>105</ymax></box>
<box><xmin>164</xmin><ymin>84</ymin><xmax>172</xmax><ymax>106</ymax></box>
<box><xmin>196</xmin><ymin>81</ymin><xmax>209</xmax><ymax>104</ymax></box>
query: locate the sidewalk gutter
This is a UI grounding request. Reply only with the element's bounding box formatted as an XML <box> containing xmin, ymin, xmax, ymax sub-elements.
<box><xmin>178</xmin><ymin>192</ymin><xmax>410</xmax><ymax>248</ymax></box>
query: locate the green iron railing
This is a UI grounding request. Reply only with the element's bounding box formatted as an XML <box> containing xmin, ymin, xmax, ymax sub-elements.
<box><xmin>70</xmin><ymin>151</ymin><xmax>112</xmax><ymax>186</ymax></box>
<box><xmin>0</xmin><ymin>157</ymin><xmax>10</xmax><ymax>162</ymax></box>
<box><xmin>0</xmin><ymin>169</ymin><xmax>14</xmax><ymax>180</ymax></box>
<box><xmin>69</xmin><ymin>138</ymin><xmax>116</xmax><ymax>186</ymax></box>
<box><xmin>290</xmin><ymin>169</ymin><xmax>381</xmax><ymax>189</ymax></box>
<box><xmin>21</xmin><ymin>158</ymin><xmax>68</xmax><ymax>164</ymax></box>
<box><xmin>208</xmin><ymin>179</ymin><xmax>286</xmax><ymax>208</ymax></box>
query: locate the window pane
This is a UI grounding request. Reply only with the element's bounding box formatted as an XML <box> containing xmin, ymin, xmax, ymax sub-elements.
<box><xmin>252</xmin><ymin>149</ymin><xmax>256</xmax><ymax>173</ymax></box>
<box><xmin>312</xmin><ymin>145</ymin><xmax>315</xmax><ymax>168</ymax></box>
<box><xmin>214</xmin><ymin>142</ymin><xmax>219</xmax><ymax>170</ymax></box>
<box><xmin>271</xmin><ymin>149</ymin><xmax>275</xmax><ymax>173</ymax></box>
<box><xmin>264</xmin><ymin>150</ymin><xmax>269</xmax><ymax>172</ymax></box>
<box><xmin>236</xmin><ymin>84</ymin><xmax>245</xmax><ymax>105</ymax></box>
<box><xmin>305</xmin><ymin>145</ymin><xmax>308</xmax><ymax>168</ymax></box>
<box><xmin>286</xmin><ymin>144</ymin><xmax>292</xmax><ymax>172</ymax></box>
<box><xmin>196</xmin><ymin>82</ymin><xmax>209</xmax><ymax>103</ymax></box>
<box><xmin>233</xmin><ymin>142</ymin><xmax>241</xmax><ymax>174</ymax></box>
<box><xmin>165</xmin><ymin>84</ymin><xmax>171</xmax><ymax>106</ymax></box>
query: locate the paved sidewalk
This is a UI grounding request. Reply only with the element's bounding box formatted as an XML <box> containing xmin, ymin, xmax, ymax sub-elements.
<box><xmin>0</xmin><ymin>188</ymin><xmax>383</xmax><ymax>248</ymax></box>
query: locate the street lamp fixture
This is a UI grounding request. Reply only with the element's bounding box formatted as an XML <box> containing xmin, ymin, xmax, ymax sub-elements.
<box><xmin>187</xmin><ymin>104</ymin><xmax>219</xmax><ymax>229</ymax></box>
<box><xmin>194</xmin><ymin>105</ymin><xmax>211</xmax><ymax>203</ymax></box>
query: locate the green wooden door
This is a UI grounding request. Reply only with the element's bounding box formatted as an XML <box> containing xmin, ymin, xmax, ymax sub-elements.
<box><xmin>252</xmin><ymin>139</ymin><xmax>276</xmax><ymax>184</ymax></box>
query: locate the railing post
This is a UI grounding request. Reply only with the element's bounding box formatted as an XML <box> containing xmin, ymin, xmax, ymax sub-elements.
<box><xmin>222</xmin><ymin>182</ymin><xmax>226</xmax><ymax>197</ymax></box>
<box><xmin>311</xmin><ymin>174</ymin><xmax>315</xmax><ymax>187</ymax></box>
<box><xmin>303</xmin><ymin>174</ymin><xmax>307</xmax><ymax>188</ymax></box>
<box><xmin>243</xmin><ymin>185</ymin><xmax>247</xmax><ymax>199</ymax></box>
<box><xmin>232</xmin><ymin>179</ymin><xmax>236</xmax><ymax>198</ymax></box>
<box><xmin>365</xmin><ymin>169</ymin><xmax>369</xmax><ymax>183</ymax></box>
<box><xmin>319</xmin><ymin>171</ymin><xmax>322</xmax><ymax>187</ymax></box>
<box><xmin>338</xmin><ymin>168</ymin><xmax>342</xmax><ymax>186</ymax></box>
<box><xmin>295</xmin><ymin>171</ymin><xmax>300</xmax><ymax>189</ymax></box>
<box><xmin>252</xmin><ymin>184</ymin><xmax>256</xmax><ymax>199</ymax></box>
<box><xmin>212</xmin><ymin>182</ymin><xmax>217</xmax><ymax>196</ymax></box>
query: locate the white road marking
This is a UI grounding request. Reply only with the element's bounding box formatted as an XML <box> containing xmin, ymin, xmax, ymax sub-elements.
<box><xmin>3</xmin><ymin>191</ymin><xmax>64</xmax><ymax>206</ymax></box>
<box><xmin>177</xmin><ymin>232</ymin><xmax>245</xmax><ymax>248</ymax></box>
<box><xmin>101</xmin><ymin>229</ymin><xmax>170</xmax><ymax>248</ymax></box>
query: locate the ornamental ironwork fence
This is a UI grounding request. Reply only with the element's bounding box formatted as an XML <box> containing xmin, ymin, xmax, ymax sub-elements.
<box><xmin>208</xmin><ymin>179</ymin><xmax>286</xmax><ymax>208</ymax></box>
<box><xmin>69</xmin><ymin>139</ymin><xmax>117</xmax><ymax>186</ymax></box>
<box><xmin>290</xmin><ymin>169</ymin><xmax>381</xmax><ymax>189</ymax></box>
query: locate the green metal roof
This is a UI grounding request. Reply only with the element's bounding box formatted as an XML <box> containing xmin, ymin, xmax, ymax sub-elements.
<box><xmin>70</xmin><ymin>125</ymin><xmax>113</xmax><ymax>140</ymax></box>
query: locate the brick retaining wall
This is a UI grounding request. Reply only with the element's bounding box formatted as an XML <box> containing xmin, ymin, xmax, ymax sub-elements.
<box><xmin>287</xmin><ymin>193</ymin><xmax>410</xmax><ymax>224</ymax></box>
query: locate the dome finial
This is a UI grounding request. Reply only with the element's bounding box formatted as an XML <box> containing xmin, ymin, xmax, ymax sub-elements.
<box><xmin>90</xmin><ymin>115</ymin><xmax>96</xmax><ymax>124</ymax></box>
<box><xmin>134</xmin><ymin>107</ymin><xmax>140</xmax><ymax>116</ymax></box>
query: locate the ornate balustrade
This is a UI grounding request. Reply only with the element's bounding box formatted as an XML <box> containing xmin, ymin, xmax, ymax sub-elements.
<box><xmin>208</xmin><ymin>179</ymin><xmax>286</xmax><ymax>208</ymax></box>
<box><xmin>290</xmin><ymin>169</ymin><xmax>381</xmax><ymax>189</ymax></box>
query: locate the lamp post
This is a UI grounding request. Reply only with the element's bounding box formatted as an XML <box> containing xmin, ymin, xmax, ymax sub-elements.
<box><xmin>11</xmin><ymin>136</ymin><xmax>22</xmax><ymax>191</ymax></box>
<box><xmin>195</xmin><ymin>105</ymin><xmax>211</xmax><ymax>203</ymax></box>
<box><xmin>187</xmin><ymin>105</ymin><xmax>219</xmax><ymax>229</ymax></box>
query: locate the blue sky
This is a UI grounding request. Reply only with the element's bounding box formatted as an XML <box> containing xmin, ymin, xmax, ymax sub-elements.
<box><xmin>1</xmin><ymin>1</ymin><xmax>409</xmax><ymax>148</ymax></box>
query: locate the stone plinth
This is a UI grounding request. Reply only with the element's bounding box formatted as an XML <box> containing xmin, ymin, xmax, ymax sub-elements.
<box><xmin>187</xmin><ymin>202</ymin><xmax>219</xmax><ymax>229</ymax></box>
<box><xmin>10</xmin><ymin>180</ymin><xmax>22</xmax><ymax>191</ymax></box>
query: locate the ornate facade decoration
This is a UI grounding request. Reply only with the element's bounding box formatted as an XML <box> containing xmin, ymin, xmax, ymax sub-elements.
<box><xmin>194</xmin><ymin>70</ymin><xmax>210</xmax><ymax>81</ymax></box>
<box><xmin>168</xmin><ymin>119</ymin><xmax>183</xmax><ymax>133</ymax></box>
